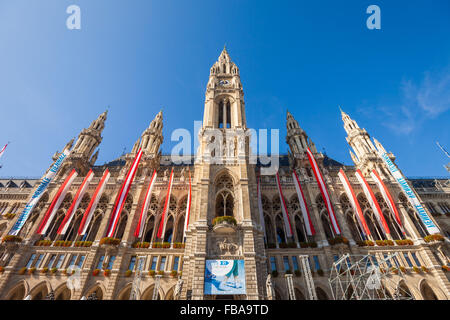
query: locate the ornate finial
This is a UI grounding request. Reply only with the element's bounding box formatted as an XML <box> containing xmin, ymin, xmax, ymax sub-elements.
<box><xmin>99</xmin><ymin>108</ymin><xmax>108</xmax><ymax>119</ymax></box>
<box><xmin>286</xmin><ymin>109</ymin><xmax>292</xmax><ymax>118</ymax></box>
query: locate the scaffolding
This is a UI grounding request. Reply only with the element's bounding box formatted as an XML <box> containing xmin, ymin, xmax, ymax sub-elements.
<box><xmin>328</xmin><ymin>253</ymin><xmax>414</xmax><ymax>300</ymax></box>
<box><xmin>285</xmin><ymin>274</ymin><xmax>296</xmax><ymax>300</ymax></box>
<box><xmin>130</xmin><ymin>256</ymin><xmax>145</xmax><ymax>300</ymax></box>
<box><xmin>152</xmin><ymin>275</ymin><xmax>162</xmax><ymax>300</ymax></box>
<box><xmin>299</xmin><ymin>255</ymin><xmax>317</xmax><ymax>300</ymax></box>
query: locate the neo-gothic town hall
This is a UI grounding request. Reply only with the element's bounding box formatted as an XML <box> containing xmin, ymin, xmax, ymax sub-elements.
<box><xmin>0</xmin><ymin>48</ymin><xmax>449</xmax><ymax>300</ymax></box>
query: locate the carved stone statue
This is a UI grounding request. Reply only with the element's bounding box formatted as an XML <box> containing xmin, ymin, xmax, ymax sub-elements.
<box><xmin>228</xmin><ymin>137</ymin><xmax>235</xmax><ymax>157</ymax></box>
<box><xmin>174</xmin><ymin>276</ymin><xmax>183</xmax><ymax>300</ymax></box>
<box><xmin>223</xmin><ymin>140</ymin><xmax>229</xmax><ymax>158</ymax></box>
<box><xmin>218</xmin><ymin>238</ymin><xmax>239</xmax><ymax>255</ymax></box>
<box><xmin>322</xmin><ymin>167</ymin><xmax>331</xmax><ymax>183</ymax></box>
<box><xmin>300</xmin><ymin>167</ymin><xmax>308</xmax><ymax>180</ymax></box>
<box><xmin>163</xmin><ymin>169</ymin><xmax>169</xmax><ymax>181</ymax></box>
<box><xmin>266</xmin><ymin>274</ymin><xmax>275</xmax><ymax>300</ymax></box>
<box><xmin>238</xmin><ymin>134</ymin><xmax>246</xmax><ymax>153</ymax></box>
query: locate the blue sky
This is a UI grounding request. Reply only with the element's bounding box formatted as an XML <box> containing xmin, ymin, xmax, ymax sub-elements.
<box><xmin>0</xmin><ymin>0</ymin><xmax>449</xmax><ymax>178</ymax></box>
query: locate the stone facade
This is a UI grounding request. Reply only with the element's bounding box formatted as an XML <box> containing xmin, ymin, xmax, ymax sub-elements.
<box><xmin>0</xmin><ymin>48</ymin><xmax>449</xmax><ymax>300</ymax></box>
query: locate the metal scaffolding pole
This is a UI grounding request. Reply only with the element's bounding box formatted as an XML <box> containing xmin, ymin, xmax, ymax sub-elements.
<box><xmin>285</xmin><ymin>273</ymin><xmax>296</xmax><ymax>300</ymax></box>
<box><xmin>130</xmin><ymin>256</ymin><xmax>145</xmax><ymax>300</ymax></box>
<box><xmin>152</xmin><ymin>275</ymin><xmax>162</xmax><ymax>300</ymax></box>
<box><xmin>299</xmin><ymin>255</ymin><xmax>317</xmax><ymax>300</ymax></box>
<box><xmin>328</xmin><ymin>253</ymin><xmax>414</xmax><ymax>300</ymax></box>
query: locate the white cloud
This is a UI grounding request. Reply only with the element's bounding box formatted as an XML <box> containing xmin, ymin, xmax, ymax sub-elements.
<box><xmin>378</xmin><ymin>68</ymin><xmax>450</xmax><ymax>135</ymax></box>
<box><xmin>416</xmin><ymin>71</ymin><xmax>450</xmax><ymax>117</ymax></box>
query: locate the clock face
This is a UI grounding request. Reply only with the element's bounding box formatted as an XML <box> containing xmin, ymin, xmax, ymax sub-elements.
<box><xmin>219</xmin><ymin>80</ymin><xmax>230</xmax><ymax>85</ymax></box>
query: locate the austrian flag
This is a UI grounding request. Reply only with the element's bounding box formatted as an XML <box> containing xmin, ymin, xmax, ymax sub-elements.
<box><xmin>57</xmin><ymin>169</ymin><xmax>94</xmax><ymax>235</ymax></box>
<box><xmin>306</xmin><ymin>147</ymin><xmax>341</xmax><ymax>235</ymax></box>
<box><xmin>135</xmin><ymin>170</ymin><xmax>158</xmax><ymax>238</ymax></box>
<box><xmin>157</xmin><ymin>168</ymin><xmax>174</xmax><ymax>240</ymax></box>
<box><xmin>106</xmin><ymin>148</ymin><xmax>143</xmax><ymax>238</ymax></box>
<box><xmin>37</xmin><ymin>169</ymin><xmax>78</xmax><ymax>235</ymax></box>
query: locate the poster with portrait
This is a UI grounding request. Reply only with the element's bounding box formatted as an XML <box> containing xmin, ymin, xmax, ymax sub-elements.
<box><xmin>204</xmin><ymin>260</ymin><xmax>246</xmax><ymax>295</ymax></box>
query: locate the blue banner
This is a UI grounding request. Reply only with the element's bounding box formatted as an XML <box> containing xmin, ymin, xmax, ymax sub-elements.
<box><xmin>9</xmin><ymin>150</ymin><xmax>70</xmax><ymax>236</ymax></box>
<box><xmin>204</xmin><ymin>260</ymin><xmax>246</xmax><ymax>295</ymax></box>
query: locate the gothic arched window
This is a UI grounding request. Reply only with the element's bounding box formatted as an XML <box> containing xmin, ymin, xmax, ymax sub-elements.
<box><xmin>218</xmin><ymin>101</ymin><xmax>224</xmax><ymax>128</ymax></box>
<box><xmin>144</xmin><ymin>216</ymin><xmax>155</xmax><ymax>243</ymax></box>
<box><xmin>294</xmin><ymin>215</ymin><xmax>306</xmax><ymax>243</ymax></box>
<box><xmin>290</xmin><ymin>196</ymin><xmax>307</xmax><ymax>242</ymax></box>
<box><xmin>357</xmin><ymin>194</ymin><xmax>386</xmax><ymax>240</ymax></box>
<box><xmin>226</xmin><ymin>101</ymin><xmax>231</xmax><ymax>128</ymax></box>
<box><xmin>375</xmin><ymin>193</ymin><xmax>403</xmax><ymax>240</ymax></box>
<box><xmin>340</xmin><ymin>194</ymin><xmax>364</xmax><ymax>241</ymax></box>
<box><xmin>141</xmin><ymin>194</ymin><xmax>158</xmax><ymax>242</ymax></box>
<box><xmin>321</xmin><ymin>214</ymin><xmax>334</xmax><ymax>240</ymax></box>
<box><xmin>215</xmin><ymin>175</ymin><xmax>234</xmax><ymax>218</ymax></box>
<box><xmin>46</xmin><ymin>193</ymin><xmax>73</xmax><ymax>240</ymax></box>
<box><xmin>317</xmin><ymin>194</ymin><xmax>334</xmax><ymax>239</ymax></box>
<box><xmin>115</xmin><ymin>214</ymin><xmax>128</xmax><ymax>239</ymax></box>
<box><xmin>174</xmin><ymin>215</ymin><xmax>185</xmax><ymax>243</ymax></box>
<box><xmin>399</xmin><ymin>193</ymin><xmax>428</xmax><ymax>238</ymax></box>
<box><xmin>215</xmin><ymin>190</ymin><xmax>234</xmax><ymax>217</ymax></box>
<box><xmin>264</xmin><ymin>215</ymin><xmax>276</xmax><ymax>244</ymax></box>
<box><xmin>275</xmin><ymin>215</ymin><xmax>286</xmax><ymax>244</ymax></box>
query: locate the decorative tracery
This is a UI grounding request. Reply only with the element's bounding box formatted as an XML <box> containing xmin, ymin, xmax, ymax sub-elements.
<box><xmin>215</xmin><ymin>174</ymin><xmax>234</xmax><ymax>218</ymax></box>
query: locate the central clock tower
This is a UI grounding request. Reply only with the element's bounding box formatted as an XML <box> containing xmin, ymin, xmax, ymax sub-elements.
<box><xmin>181</xmin><ymin>47</ymin><xmax>266</xmax><ymax>300</ymax></box>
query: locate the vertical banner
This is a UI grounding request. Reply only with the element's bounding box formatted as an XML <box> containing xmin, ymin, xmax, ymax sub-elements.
<box><xmin>292</xmin><ymin>170</ymin><xmax>315</xmax><ymax>236</ymax></box>
<box><xmin>204</xmin><ymin>260</ymin><xmax>246</xmax><ymax>295</ymax></box>
<box><xmin>379</xmin><ymin>152</ymin><xmax>440</xmax><ymax>234</ymax></box>
<box><xmin>183</xmin><ymin>169</ymin><xmax>192</xmax><ymax>240</ymax></box>
<box><xmin>157</xmin><ymin>168</ymin><xmax>174</xmax><ymax>240</ymax></box>
<box><xmin>57</xmin><ymin>170</ymin><xmax>94</xmax><ymax>235</ymax></box>
<box><xmin>370</xmin><ymin>169</ymin><xmax>405</xmax><ymax>235</ymax></box>
<box><xmin>106</xmin><ymin>148</ymin><xmax>143</xmax><ymax>238</ymax></box>
<box><xmin>0</xmin><ymin>143</ymin><xmax>8</xmax><ymax>160</ymax></box>
<box><xmin>338</xmin><ymin>169</ymin><xmax>371</xmax><ymax>237</ymax></box>
<box><xmin>9</xmin><ymin>149</ymin><xmax>70</xmax><ymax>235</ymax></box>
<box><xmin>275</xmin><ymin>172</ymin><xmax>293</xmax><ymax>238</ymax></box>
<box><xmin>306</xmin><ymin>147</ymin><xmax>341</xmax><ymax>235</ymax></box>
<box><xmin>134</xmin><ymin>170</ymin><xmax>157</xmax><ymax>238</ymax></box>
<box><xmin>257</xmin><ymin>173</ymin><xmax>267</xmax><ymax>239</ymax></box>
<box><xmin>78</xmin><ymin>169</ymin><xmax>111</xmax><ymax>236</ymax></box>
<box><xmin>36</xmin><ymin>169</ymin><xmax>78</xmax><ymax>235</ymax></box>
<box><xmin>355</xmin><ymin>169</ymin><xmax>390</xmax><ymax>237</ymax></box>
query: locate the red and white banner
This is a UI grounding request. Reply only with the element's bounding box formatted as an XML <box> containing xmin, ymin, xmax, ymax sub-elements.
<box><xmin>306</xmin><ymin>147</ymin><xmax>341</xmax><ymax>235</ymax></box>
<box><xmin>37</xmin><ymin>169</ymin><xmax>78</xmax><ymax>235</ymax></box>
<box><xmin>292</xmin><ymin>170</ymin><xmax>315</xmax><ymax>236</ymax></box>
<box><xmin>0</xmin><ymin>143</ymin><xmax>8</xmax><ymax>160</ymax></box>
<box><xmin>78</xmin><ymin>169</ymin><xmax>110</xmax><ymax>236</ymax></box>
<box><xmin>57</xmin><ymin>170</ymin><xmax>94</xmax><ymax>235</ymax></box>
<box><xmin>257</xmin><ymin>174</ymin><xmax>267</xmax><ymax>239</ymax></box>
<box><xmin>157</xmin><ymin>168</ymin><xmax>174</xmax><ymax>240</ymax></box>
<box><xmin>106</xmin><ymin>148</ymin><xmax>143</xmax><ymax>238</ymax></box>
<box><xmin>183</xmin><ymin>169</ymin><xmax>192</xmax><ymax>239</ymax></box>
<box><xmin>134</xmin><ymin>170</ymin><xmax>157</xmax><ymax>238</ymax></box>
<box><xmin>355</xmin><ymin>169</ymin><xmax>390</xmax><ymax>236</ymax></box>
<box><xmin>338</xmin><ymin>169</ymin><xmax>371</xmax><ymax>237</ymax></box>
<box><xmin>275</xmin><ymin>172</ymin><xmax>293</xmax><ymax>238</ymax></box>
<box><xmin>370</xmin><ymin>169</ymin><xmax>405</xmax><ymax>235</ymax></box>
